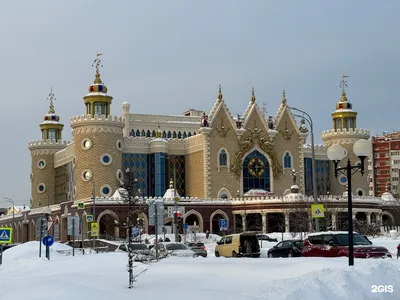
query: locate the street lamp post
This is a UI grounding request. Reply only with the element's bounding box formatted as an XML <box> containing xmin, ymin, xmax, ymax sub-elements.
<box><xmin>3</xmin><ymin>197</ymin><xmax>15</xmax><ymax>242</ymax></box>
<box><xmin>327</xmin><ymin>139</ymin><xmax>371</xmax><ymax>266</ymax></box>
<box><xmin>288</xmin><ymin>106</ymin><xmax>319</xmax><ymax>232</ymax></box>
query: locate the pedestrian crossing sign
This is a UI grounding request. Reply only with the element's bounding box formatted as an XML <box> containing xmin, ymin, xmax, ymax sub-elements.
<box><xmin>86</xmin><ymin>215</ymin><xmax>94</xmax><ymax>223</ymax></box>
<box><xmin>77</xmin><ymin>202</ymin><xmax>85</xmax><ymax>209</ymax></box>
<box><xmin>0</xmin><ymin>227</ymin><xmax>12</xmax><ymax>244</ymax></box>
<box><xmin>91</xmin><ymin>222</ymin><xmax>99</xmax><ymax>237</ymax></box>
<box><xmin>311</xmin><ymin>204</ymin><xmax>325</xmax><ymax>218</ymax></box>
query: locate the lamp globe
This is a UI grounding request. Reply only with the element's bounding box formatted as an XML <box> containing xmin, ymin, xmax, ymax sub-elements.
<box><xmin>327</xmin><ymin>144</ymin><xmax>347</xmax><ymax>161</ymax></box>
<box><xmin>353</xmin><ymin>139</ymin><xmax>371</xmax><ymax>158</ymax></box>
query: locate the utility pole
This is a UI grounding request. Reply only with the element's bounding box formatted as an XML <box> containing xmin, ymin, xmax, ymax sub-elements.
<box><xmin>39</xmin><ymin>217</ymin><xmax>45</xmax><ymax>258</ymax></box>
<box><xmin>72</xmin><ymin>217</ymin><xmax>75</xmax><ymax>257</ymax></box>
<box><xmin>155</xmin><ymin>202</ymin><xmax>158</xmax><ymax>258</ymax></box>
<box><xmin>173</xmin><ymin>163</ymin><xmax>179</xmax><ymax>242</ymax></box>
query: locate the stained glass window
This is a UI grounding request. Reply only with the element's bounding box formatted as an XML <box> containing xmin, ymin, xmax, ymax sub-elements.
<box><xmin>242</xmin><ymin>150</ymin><xmax>270</xmax><ymax>193</ymax></box>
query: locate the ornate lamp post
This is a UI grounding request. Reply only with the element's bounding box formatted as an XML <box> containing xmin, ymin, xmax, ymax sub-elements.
<box><xmin>288</xmin><ymin>106</ymin><xmax>319</xmax><ymax>232</ymax></box>
<box><xmin>327</xmin><ymin>139</ymin><xmax>371</xmax><ymax>266</ymax></box>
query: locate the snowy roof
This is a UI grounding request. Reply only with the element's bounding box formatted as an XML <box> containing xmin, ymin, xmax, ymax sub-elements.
<box><xmin>244</xmin><ymin>189</ymin><xmax>273</xmax><ymax>196</ymax></box>
<box><xmin>305</xmin><ymin>231</ymin><xmax>359</xmax><ymax>238</ymax></box>
<box><xmin>111</xmin><ymin>188</ymin><xmax>128</xmax><ymax>199</ymax></box>
<box><xmin>381</xmin><ymin>192</ymin><xmax>396</xmax><ymax>202</ymax></box>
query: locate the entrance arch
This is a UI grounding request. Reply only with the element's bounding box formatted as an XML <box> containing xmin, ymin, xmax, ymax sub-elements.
<box><xmin>382</xmin><ymin>211</ymin><xmax>395</xmax><ymax>226</ymax></box>
<box><xmin>210</xmin><ymin>209</ymin><xmax>229</xmax><ymax>233</ymax></box>
<box><xmin>97</xmin><ymin>209</ymin><xmax>120</xmax><ymax>238</ymax></box>
<box><xmin>184</xmin><ymin>209</ymin><xmax>204</xmax><ymax>232</ymax></box>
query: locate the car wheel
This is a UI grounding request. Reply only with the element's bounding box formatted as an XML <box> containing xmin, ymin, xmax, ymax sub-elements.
<box><xmin>215</xmin><ymin>251</ymin><xmax>220</xmax><ymax>257</ymax></box>
<box><xmin>268</xmin><ymin>253</ymin><xmax>273</xmax><ymax>258</ymax></box>
<box><xmin>288</xmin><ymin>251</ymin><xmax>293</xmax><ymax>258</ymax></box>
<box><xmin>232</xmin><ymin>251</ymin><xmax>237</xmax><ymax>257</ymax></box>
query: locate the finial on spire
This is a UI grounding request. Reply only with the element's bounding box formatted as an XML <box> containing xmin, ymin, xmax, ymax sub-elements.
<box><xmin>251</xmin><ymin>87</ymin><xmax>256</xmax><ymax>103</ymax></box>
<box><xmin>92</xmin><ymin>52</ymin><xmax>104</xmax><ymax>84</ymax></box>
<box><xmin>169</xmin><ymin>178</ymin><xmax>174</xmax><ymax>189</ymax></box>
<box><xmin>156</xmin><ymin>121</ymin><xmax>162</xmax><ymax>138</ymax></box>
<box><xmin>217</xmin><ymin>84</ymin><xmax>223</xmax><ymax>101</ymax></box>
<box><xmin>47</xmin><ymin>87</ymin><xmax>56</xmax><ymax>114</ymax></box>
<box><xmin>282</xmin><ymin>89</ymin><xmax>287</xmax><ymax>105</ymax></box>
<box><xmin>339</xmin><ymin>74</ymin><xmax>349</xmax><ymax>102</ymax></box>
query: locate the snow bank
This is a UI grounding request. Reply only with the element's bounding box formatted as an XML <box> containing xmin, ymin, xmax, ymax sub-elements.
<box><xmin>259</xmin><ymin>260</ymin><xmax>400</xmax><ymax>300</ymax></box>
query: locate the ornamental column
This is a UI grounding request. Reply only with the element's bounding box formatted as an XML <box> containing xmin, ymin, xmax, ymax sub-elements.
<box><xmin>366</xmin><ymin>212</ymin><xmax>371</xmax><ymax>224</ymax></box>
<box><xmin>261</xmin><ymin>212</ymin><xmax>268</xmax><ymax>233</ymax></box>
<box><xmin>241</xmin><ymin>213</ymin><xmax>247</xmax><ymax>232</ymax></box>
<box><xmin>284</xmin><ymin>212</ymin><xmax>290</xmax><ymax>233</ymax></box>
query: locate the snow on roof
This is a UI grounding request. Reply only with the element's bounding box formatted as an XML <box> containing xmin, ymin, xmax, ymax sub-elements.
<box><xmin>305</xmin><ymin>231</ymin><xmax>359</xmax><ymax>238</ymax></box>
<box><xmin>162</xmin><ymin>188</ymin><xmax>180</xmax><ymax>199</ymax></box>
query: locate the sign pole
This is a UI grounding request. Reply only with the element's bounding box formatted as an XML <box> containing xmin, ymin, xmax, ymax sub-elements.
<box><xmin>72</xmin><ymin>217</ymin><xmax>75</xmax><ymax>257</ymax></box>
<box><xmin>81</xmin><ymin>215</ymin><xmax>84</xmax><ymax>255</ymax></box>
<box><xmin>39</xmin><ymin>218</ymin><xmax>44</xmax><ymax>258</ymax></box>
<box><xmin>155</xmin><ymin>202</ymin><xmax>158</xmax><ymax>258</ymax></box>
<box><xmin>0</xmin><ymin>244</ymin><xmax>3</xmax><ymax>265</ymax></box>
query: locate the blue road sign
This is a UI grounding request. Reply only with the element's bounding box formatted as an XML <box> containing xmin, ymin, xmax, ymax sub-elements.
<box><xmin>183</xmin><ymin>223</ymin><xmax>189</xmax><ymax>231</ymax></box>
<box><xmin>0</xmin><ymin>228</ymin><xmax>12</xmax><ymax>244</ymax></box>
<box><xmin>42</xmin><ymin>235</ymin><xmax>54</xmax><ymax>247</ymax></box>
<box><xmin>219</xmin><ymin>219</ymin><xmax>228</xmax><ymax>231</ymax></box>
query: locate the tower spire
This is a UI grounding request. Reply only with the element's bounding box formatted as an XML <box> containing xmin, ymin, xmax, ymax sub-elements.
<box><xmin>47</xmin><ymin>87</ymin><xmax>56</xmax><ymax>114</ymax></box>
<box><xmin>92</xmin><ymin>51</ymin><xmax>104</xmax><ymax>84</ymax></box>
<box><xmin>251</xmin><ymin>87</ymin><xmax>256</xmax><ymax>103</ymax></box>
<box><xmin>217</xmin><ymin>84</ymin><xmax>223</xmax><ymax>101</ymax></box>
<box><xmin>282</xmin><ymin>89</ymin><xmax>287</xmax><ymax>105</ymax></box>
<box><xmin>339</xmin><ymin>74</ymin><xmax>349</xmax><ymax>102</ymax></box>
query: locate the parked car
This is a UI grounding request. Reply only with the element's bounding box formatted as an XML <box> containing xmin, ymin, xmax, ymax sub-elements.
<box><xmin>215</xmin><ymin>232</ymin><xmax>260</xmax><ymax>258</ymax></box>
<box><xmin>363</xmin><ymin>235</ymin><xmax>373</xmax><ymax>244</ymax></box>
<box><xmin>397</xmin><ymin>243</ymin><xmax>400</xmax><ymax>259</ymax></box>
<box><xmin>0</xmin><ymin>244</ymin><xmax>17</xmax><ymax>251</ymax></box>
<box><xmin>149</xmin><ymin>242</ymin><xmax>197</xmax><ymax>258</ymax></box>
<box><xmin>267</xmin><ymin>239</ymin><xmax>303</xmax><ymax>258</ymax></box>
<box><xmin>185</xmin><ymin>242</ymin><xmax>207</xmax><ymax>257</ymax></box>
<box><xmin>115</xmin><ymin>243</ymin><xmax>150</xmax><ymax>255</ymax></box>
<box><xmin>302</xmin><ymin>231</ymin><xmax>392</xmax><ymax>259</ymax></box>
<box><xmin>256</xmin><ymin>234</ymin><xmax>278</xmax><ymax>242</ymax></box>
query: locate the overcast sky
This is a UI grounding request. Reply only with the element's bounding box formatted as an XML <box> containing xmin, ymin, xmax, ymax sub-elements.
<box><xmin>0</xmin><ymin>0</ymin><xmax>398</xmax><ymax>206</ymax></box>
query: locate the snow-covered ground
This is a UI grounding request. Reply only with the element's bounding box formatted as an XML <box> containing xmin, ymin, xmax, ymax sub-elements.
<box><xmin>0</xmin><ymin>235</ymin><xmax>399</xmax><ymax>300</ymax></box>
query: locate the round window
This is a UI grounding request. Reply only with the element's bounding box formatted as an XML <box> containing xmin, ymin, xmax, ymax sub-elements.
<box><xmin>30</xmin><ymin>172</ymin><xmax>33</xmax><ymax>182</ymax></box>
<box><xmin>356</xmin><ymin>188</ymin><xmax>364</xmax><ymax>197</ymax></box>
<box><xmin>37</xmin><ymin>183</ymin><xmax>46</xmax><ymax>193</ymax></box>
<box><xmin>37</xmin><ymin>159</ymin><xmax>46</xmax><ymax>169</ymax></box>
<box><xmin>100</xmin><ymin>184</ymin><xmax>112</xmax><ymax>197</ymax></box>
<box><xmin>100</xmin><ymin>153</ymin><xmax>112</xmax><ymax>165</ymax></box>
<box><xmin>116</xmin><ymin>139</ymin><xmax>123</xmax><ymax>151</ymax></box>
<box><xmin>81</xmin><ymin>138</ymin><xmax>92</xmax><ymax>150</ymax></box>
<box><xmin>338</xmin><ymin>175</ymin><xmax>348</xmax><ymax>185</ymax></box>
<box><xmin>81</xmin><ymin>169</ymin><xmax>92</xmax><ymax>181</ymax></box>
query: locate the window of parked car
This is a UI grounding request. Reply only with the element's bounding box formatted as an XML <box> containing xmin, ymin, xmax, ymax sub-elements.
<box><xmin>225</xmin><ymin>236</ymin><xmax>232</xmax><ymax>244</ymax></box>
<box><xmin>219</xmin><ymin>237</ymin><xmax>225</xmax><ymax>244</ymax></box>
<box><xmin>334</xmin><ymin>234</ymin><xmax>370</xmax><ymax>246</ymax></box>
<box><xmin>282</xmin><ymin>241</ymin><xmax>292</xmax><ymax>247</ymax></box>
<box><xmin>322</xmin><ymin>235</ymin><xmax>335</xmax><ymax>245</ymax></box>
<box><xmin>130</xmin><ymin>244</ymin><xmax>148</xmax><ymax>250</ymax></box>
<box><xmin>308</xmin><ymin>236</ymin><xmax>322</xmax><ymax>245</ymax></box>
<box><xmin>166</xmin><ymin>243</ymin><xmax>187</xmax><ymax>250</ymax></box>
<box><xmin>275</xmin><ymin>242</ymin><xmax>284</xmax><ymax>248</ymax></box>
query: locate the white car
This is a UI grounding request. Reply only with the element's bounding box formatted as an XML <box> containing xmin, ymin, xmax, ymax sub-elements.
<box><xmin>150</xmin><ymin>242</ymin><xmax>197</xmax><ymax>258</ymax></box>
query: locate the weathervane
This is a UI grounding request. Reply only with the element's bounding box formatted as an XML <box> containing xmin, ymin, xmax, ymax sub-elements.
<box><xmin>47</xmin><ymin>87</ymin><xmax>56</xmax><ymax>114</ymax></box>
<box><xmin>339</xmin><ymin>74</ymin><xmax>349</xmax><ymax>93</ymax></box>
<box><xmin>92</xmin><ymin>51</ymin><xmax>103</xmax><ymax>75</ymax></box>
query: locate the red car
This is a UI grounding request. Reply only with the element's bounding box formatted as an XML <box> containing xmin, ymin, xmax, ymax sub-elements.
<box><xmin>302</xmin><ymin>231</ymin><xmax>392</xmax><ymax>259</ymax></box>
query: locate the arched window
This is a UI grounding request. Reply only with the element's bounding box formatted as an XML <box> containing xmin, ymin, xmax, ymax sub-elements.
<box><xmin>220</xmin><ymin>194</ymin><xmax>228</xmax><ymax>199</ymax></box>
<box><xmin>167</xmin><ymin>131</ymin><xmax>172</xmax><ymax>138</ymax></box>
<box><xmin>219</xmin><ymin>149</ymin><xmax>227</xmax><ymax>166</ymax></box>
<box><xmin>162</xmin><ymin>131</ymin><xmax>167</xmax><ymax>138</ymax></box>
<box><xmin>136</xmin><ymin>130</ymin><xmax>140</xmax><ymax>137</ymax></box>
<box><xmin>152</xmin><ymin>130</ymin><xmax>156</xmax><ymax>137</ymax></box>
<box><xmin>173</xmin><ymin>131</ymin><xmax>177</xmax><ymax>138</ymax></box>
<box><xmin>188</xmin><ymin>132</ymin><xmax>192</xmax><ymax>137</ymax></box>
<box><xmin>129</xmin><ymin>129</ymin><xmax>134</xmax><ymax>136</ymax></box>
<box><xmin>178</xmin><ymin>132</ymin><xmax>182</xmax><ymax>139</ymax></box>
<box><xmin>283</xmin><ymin>152</ymin><xmax>292</xmax><ymax>169</ymax></box>
<box><xmin>141</xmin><ymin>130</ymin><xmax>145</xmax><ymax>137</ymax></box>
<box><xmin>183</xmin><ymin>132</ymin><xmax>187</xmax><ymax>138</ymax></box>
<box><xmin>243</xmin><ymin>150</ymin><xmax>270</xmax><ymax>193</ymax></box>
<box><xmin>146</xmin><ymin>130</ymin><xmax>151</xmax><ymax>137</ymax></box>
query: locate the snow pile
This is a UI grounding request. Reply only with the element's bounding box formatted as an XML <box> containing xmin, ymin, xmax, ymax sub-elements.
<box><xmin>259</xmin><ymin>259</ymin><xmax>400</xmax><ymax>300</ymax></box>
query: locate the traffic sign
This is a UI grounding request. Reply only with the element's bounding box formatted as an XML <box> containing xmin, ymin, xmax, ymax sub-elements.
<box><xmin>91</xmin><ymin>222</ymin><xmax>99</xmax><ymax>237</ymax></box>
<box><xmin>67</xmin><ymin>216</ymin><xmax>80</xmax><ymax>236</ymax></box>
<box><xmin>77</xmin><ymin>202</ymin><xmax>85</xmax><ymax>209</ymax></box>
<box><xmin>183</xmin><ymin>223</ymin><xmax>189</xmax><ymax>231</ymax></box>
<box><xmin>311</xmin><ymin>204</ymin><xmax>325</xmax><ymax>218</ymax></box>
<box><xmin>219</xmin><ymin>219</ymin><xmax>228</xmax><ymax>231</ymax></box>
<box><xmin>0</xmin><ymin>228</ymin><xmax>12</xmax><ymax>244</ymax></box>
<box><xmin>86</xmin><ymin>215</ymin><xmax>94</xmax><ymax>223</ymax></box>
<box><xmin>42</xmin><ymin>235</ymin><xmax>54</xmax><ymax>247</ymax></box>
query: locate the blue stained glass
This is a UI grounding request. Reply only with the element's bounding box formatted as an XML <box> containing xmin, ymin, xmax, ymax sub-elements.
<box><xmin>102</xmin><ymin>187</ymin><xmax>110</xmax><ymax>195</ymax></box>
<box><xmin>102</xmin><ymin>155</ymin><xmax>110</xmax><ymax>163</ymax></box>
<box><xmin>242</xmin><ymin>150</ymin><xmax>270</xmax><ymax>193</ymax></box>
<box><xmin>39</xmin><ymin>185</ymin><xmax>45</xmax><ymax>191</ymax></box>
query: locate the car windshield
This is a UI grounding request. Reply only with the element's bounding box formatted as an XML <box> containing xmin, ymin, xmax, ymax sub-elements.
<box><xmin>335</xmin><ymin>234</ymin><xmax>371</xmax><ymax>246</ymax></box>
<box><xmin>188</xmin><ymin>242</ymin><xmax>204</xmax><ymax>247</ymax></box>
<box><xmin>166</xmin><ymin>243</ymin><xmax>187</xmax><ymax>250</ymax></box>
<box><xmin>130</xmin><ymin>244</ymin><xmax>148</xmax><ymax>250</ymax></box>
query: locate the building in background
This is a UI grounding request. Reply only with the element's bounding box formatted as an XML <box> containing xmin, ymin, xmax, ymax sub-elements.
<box><xmin>369</xmin><ymin>131</ymin><xmax>400</xmax><ymax>197</ymax></box>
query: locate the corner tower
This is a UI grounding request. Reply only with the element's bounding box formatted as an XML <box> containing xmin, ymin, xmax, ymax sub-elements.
<box><xmin>322</xmin><ymin>76</ymin><xmax>370</xmax><ymax>196</ymax></box>
<box><xmin>71</xmin><ymin>53</ymin><xmax>125</xmax><ymax>201</ymax></box>
<box><xmin>29</xmin><ymin>89</ymin><xmax>67</xmax><ymax>208</ymax></box>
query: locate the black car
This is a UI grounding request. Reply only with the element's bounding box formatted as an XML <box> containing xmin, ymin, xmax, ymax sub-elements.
<box><xmin>267</xmin><ymin>239</ymin><xmax>303</xmax><ymax>258</ymax></box>
<box><xmin>256</xmin><ymin>234</ymin><xmax>278</xmax><ymax>242</ymax></box>
<box><xmin>397</xmin><ymin>243</ymin><xmax>400</xmax><ymax>259</ymax></box>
